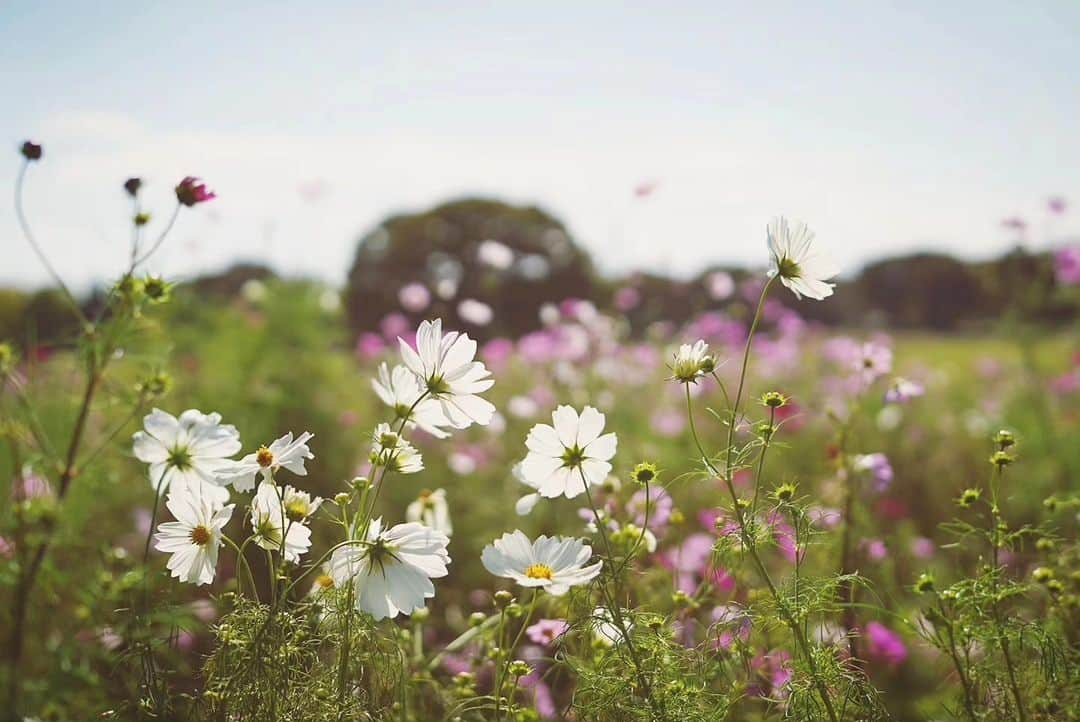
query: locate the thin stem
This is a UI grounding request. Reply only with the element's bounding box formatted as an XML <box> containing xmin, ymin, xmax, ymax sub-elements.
<box><xmin>132</xmin><ymin>204</ymin><xmax>181</xmax><ymax>267</ymax></box>
<box><xmin>14</xmin><ymin>161</ymin><xmax>87</xmax><ymax>325</ymax></box>
<box><xmin>936</xmin><ymin>599</ymin><xmax>978</xmax><ymax>722</ymax></box>
<box><xmin>986</xmin><ymin>463</ymin><xmax>1026</xmax><ymax>722</ymax></box>
<box><xmin>221</xmin><ymin>536</ymin><xmax>258</xmax><ymax>600</ymax></box>
<box><xmin>494</xmin><ymin>591</ymin><xmax>538</xmax><ymax>721</ymax></box>
<box><xmin>581</xmin><ymin>474</ymin><xmax>664</xmax><ymax>720</ymax></box>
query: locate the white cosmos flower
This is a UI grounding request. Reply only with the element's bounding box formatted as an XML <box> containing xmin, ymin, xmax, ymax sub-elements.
<box><xmin>670</xmin><ymin>339</ymin><xmax>713</xmax><ymax>383</ymax></box>
<box><xmin>592</xmin><ymin>606</ymin><xmax>633</xmax><ymax>647</ymax></box>
<box><xmin>215</xmin><ymin>431</ymin><xmax>314</xmax><ymax>492</ymax></box>
<box><xmin>405</xmin><ymin>488</ymin><xmax>453</xmax><ymax>536</ymax></box>
<box><xmin>329</xmin><ymin>518</ymin><xmax>450</xmax><ymax>621</ymax></box>
<box><xmin>373</xmin><ymin>362</ymin><xmax>454</xmax><ymax>439</ymax></box>
<box><xmin>153</xmin><ymin>487</ymin><xmax>234</xmax><ymax>586</ymax></box>
<box><xmin>481</xmin><ymin>530</ymin><xmax>602</xmax><ymax>596</ymax></box>
<box><xmin>520</xmin><ymin>406</ymin><xmax>617</xmax><ymax>499</ymax></box>
<box><xmin>370</xmin><ymin>423</ymin><xmax>424</xmax><ymax>474</ymax></box>
<box><xmin>766</xmin><ymin>217</ymin><xmax>839</xmax><ymax>301</ymax></box>
<box><xmin>282</xmin><ymin>486</ymin><xmax>324</xmax><ymax>522</ymax></box>
<box><xmin>133</xmin><ymin>408</ymin><xmax>241</xmax><ymax>504</ymax></box>
<box><xmin>398</xmin><ymin>319</ymin><xmax>496</xmax><ymax>429</ymax></box>
<box><xmin>250</xmin><ymin>482</ymin><xmax>313</xmax><ymax>562</ymax></box>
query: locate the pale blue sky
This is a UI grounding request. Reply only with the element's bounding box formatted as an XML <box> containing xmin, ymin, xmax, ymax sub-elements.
<box><xmin>2</xmin><ymin>1</ymin><xmax>1078</xmax><ymax>289</ymax></box>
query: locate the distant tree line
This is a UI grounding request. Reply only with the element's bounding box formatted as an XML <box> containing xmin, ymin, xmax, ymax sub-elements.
<box><xmin>2</xmin><ymin>198</ymin><xmax>1075</xmax><ymax>347</ymax></box>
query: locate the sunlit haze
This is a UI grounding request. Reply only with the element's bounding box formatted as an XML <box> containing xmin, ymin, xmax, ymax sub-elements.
<box><xmin>2</xmin><ymin>1</ymin><xmax>1078</xmax><ymax>290</ymax></box>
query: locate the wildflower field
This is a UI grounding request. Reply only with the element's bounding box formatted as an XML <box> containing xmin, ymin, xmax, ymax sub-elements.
<box><xmin>2</xmin><ymin>144</ymin><xmax>1078</xmax><ymax>722</ymax></box>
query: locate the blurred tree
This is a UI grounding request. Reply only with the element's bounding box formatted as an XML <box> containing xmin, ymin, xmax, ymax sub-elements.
<box><xmin>344</xmin><ymin>198</ymin><xmax>596</xmax><ymax>340</ymax></box>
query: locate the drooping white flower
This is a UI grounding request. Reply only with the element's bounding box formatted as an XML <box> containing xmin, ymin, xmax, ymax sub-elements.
<box><xmin>282</xmin><ymin>486</ymin><xmax>324</xmax><ymax>523</ymax></box>
<box><xmin>153</xmin><ymin>486</ymin><xmax>234</xmax><ymax>586</ymax></box>
<box><xmin>398</xmin><ymin>319</ymin><xmax>495</xmax><ymax>429</ymax></box>
<box><xmin>766</xmin><ymin>217</ymin><xmax>838</xmax><ymax>301</ymax></box>
<box><xmin>405</xmin><ymin>488</ymin><xmax>453</xmax><ymax>536</ymax></box>
<box><xmin>372</xmin><ymin>362</ymin><xmax>453</xmax><ymax>439</ymax></box>
<box><xmin>592</xmin><ymin>606</ymin><xmax>633</xmax><ymax>647</ymax></box>
<box><xmin>670</xmin><ymin>339</ymin><xmax>714</xmax><ymax>383</ymax></box>
<box><xmin>215</xmin><ymin>431</ymin><xmax>314</xmax><ymax>492</ymax></box>
<box><xmin>329</xmin><ymin>518</ymin><xmax>450</xmax><ymax>621</ymax></box>
<box><xmin>370</xmin><ymin>423</ymin><xmax>424</xmax><ymax>474</ymax></box>
<box><xmin>250</xmin><ymin>482</ymin><xmax>313</xmax><ymax>562</ymax></box>
<box><xmin>133</xmin><ymin>408</ymin><xmax>241</xmax><ymax>503</ymax></box>
<box><xmin>481</xmin><ymin>530</ymin><xmax>602</xmax><ymax>596</ymax></box>
<box><xmin>520</xmin><ymin>406</ymin><xmax>617</xmax><ymax>499</ymax></box>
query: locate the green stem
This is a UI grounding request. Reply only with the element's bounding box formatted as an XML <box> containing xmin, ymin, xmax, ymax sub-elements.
<box><xmin>581</xmin><ymin>475</ymin><xmax>664</xmax><ymax>720</ymax></box>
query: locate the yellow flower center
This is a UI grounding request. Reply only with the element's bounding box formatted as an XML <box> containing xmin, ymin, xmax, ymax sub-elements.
<box><xmin>189</xmin><ymin>525</ymin><xmax>212</xmax><ymax>546</ymax></box>
<box><xmin>285</xmin><ymin>499</ymin><xmax>309</xmax><ymax>522</ymax></box>
<box><xmin>525</xmin><ymin>564</ymin><xmax>554</xmax><ymax>581</ymax></box>
<box><xmin>256</xmin><ymin>446</ymin><xmax>275</xmax><ymax>468</ymax></box>
<box><xmin>315</xmin><ymin>574</ymin><xmax>335</xmax><ymax>590</ymax></box>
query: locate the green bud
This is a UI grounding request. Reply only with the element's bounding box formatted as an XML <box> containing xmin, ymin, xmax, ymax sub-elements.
<box><xmin>1032</xmin><ymin>567</ymin><xmax>1055</xmax><ymax>584</ymax></box>
<box><xmin>631</xmin><ymin>461</ymin><xmax>658</xmax><ymax>485</ymax></box>
<box><xmin>993</xmin><ymin>429</ymin><xmax>1016</xmax><ymax>449</ymax></box>
<box><xmin>772</xmin><ymin>482</ymin><xmax>797</xmax><ymax>503</ymax></box>
<box><xmin>507</xmin><ymin>660</ymin><xmax>533</xmax><ymax>677</ymax></box>
<box><xmin>915</xmin><ymin>573</ymin><xmax>935</xmax><ymax>594</ymax></box>
<box><xmin>989</xmin><ymin>451</ymin><xmax>1014</xmax><ymax>468</ymax></box>
<box><xmin>958</xmin><ymin>488</ymin><xmax>981</xmax><ymax>508</ymax></box>
<box><xmin>468</xmin><ymin>612</ymin><xmax>487</xmax><ymax>628</ymax></box>
<box><xmin>333</xmin><ymin>492</ymin><xmax>351</xmax><ymax>506</ymax></box>
<box><xmin>493</xmin><ymin>590</ymin><xmax>514</xmax><ymax>608</ymax></box>
<box><xmin>411</xmin><ymin>607</ymin><xmax>430</xmax><ymax>623</ymax></box>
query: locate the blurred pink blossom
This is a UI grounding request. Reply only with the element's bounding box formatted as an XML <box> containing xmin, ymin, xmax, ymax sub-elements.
<box><xmin>526</xmin><ymin>619</ymin><xmax>570</xmax><ymax>647</ymax></box>
<box><xmin>1055</xmin><ymin>247</ymin><xmax>1080</xmax><ymax>285</ymax></box>
<box><xmin>398</xmin><ymin>283</ymin><xmax>431</xmax><ymax>312</ymax></box>
<box><xmin>865</xmin><ymin>622</ymin><xmax>908</xmax><ymax>666</ymax></box>
<box><xmin>355</xmin><ymin>333</ymin><xmax>387</xmax><ymax>360</ymax></box>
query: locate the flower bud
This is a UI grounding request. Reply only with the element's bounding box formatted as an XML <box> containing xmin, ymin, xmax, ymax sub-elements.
<box><xmin>1032</xmin><ymin>567</ymin><xmax>1055</xmax><ymax>584</ymax></box>
<box><xmin>915</xmin><ymin>573</ymin><xmax>935</xmax><ymax>594</ymax></box>
<box><xmin>993</xmin><ymin>429</ymin><xmax>1015</xmax><ymax>449</ymax></box>
<box><xmin>958</xmin><ymin>488</ymin><xmax>981</xmax><ymax>508</ymax></box>
<box><xmin>124</xmin><ymin>177</ymin><xmax>143</xmax><ymax>197</ymax></box>
<box><xmin>989</xmin><ymin>451</ymin><xmax>1014</xmax><ymax>468</ymax></box>
<box><xmin>493</xmin><ymin>590</ymin><xmax>514</xmax><ymax>608</ymax></box>
<box><xmin>134</xmin><ymin>212</ymin><xmax>151</xmax><ymax>227</ymax></box>
<box><xmin>507</xmin><ymin>660</ymin><xmax>533</xmax><ymax>677</ymax></box>
<box><xmin>351</xmin><ymin>476</ymin><xmax>371</xmax><ymax>493</ymax></box>
<box><xmin>772</xmin><ymin>482</ymin><xmax>797</xmax><ymax>503</ymax></box>
<box><xmin>468</xmin><ymin>612</ymin><xmax>487</xmax><ymax>628</ymax></box>
<box><xmin>411</xmin><ymin>607</ymin><xmax>430</xmax><ymax>623</ymax></box>
<box><xmin>20</xmin><ymin>141</ymin><xmax>42</xmax><ymax>161</ymax></box>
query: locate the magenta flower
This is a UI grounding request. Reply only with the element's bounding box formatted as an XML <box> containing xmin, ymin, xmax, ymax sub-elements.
<box><xmin>614</xmin><ymin>286</ymin><xmax>641</xmax><ymax>311</ymax></box>
<box><xmin>1055</xmin><ymin>247</ymin><xmax>1080</xmax><ymax>286</ymax></box>
<box><xmin>526</xmin><ymin>618</ymin><xmax>570</xmax><ymax>647</ymax></box>
<box><xmin>710</xmin><ymin>604</ymin><xmax>751</xmax><ymax>650</ymax></box>
<box><xmin>175</xmin><ymin>176</ymin><xmax>216</xmax><ymax>206</ymax></box>
<box><xmin>865</xmin><ymin>622</ymin><xmax>908</xmax><ymax>666</ymax></box>
<box><xmin>1048</xmin><ymin>196</ymin><xmax>1067</xmax><ymax>214</ymax></box>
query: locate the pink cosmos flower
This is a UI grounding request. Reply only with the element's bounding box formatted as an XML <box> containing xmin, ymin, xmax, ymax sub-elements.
<box><xmin>1047</xmin><ymin>196</ymin><xmax>1067</xmax><ymax>214</ymax></box>
<box><xmin>865</xmin><ymin>622</ymin><xmax>908</xmax><ymax>666</ymax></box>
<box><xmin>861</xmin><ymin>538</ymin><xmax>889</xmax><ymax>562</ymax></box>
<box><xmin>355</xmin><ymin>332</ymin><xmax>386</xmax><ymax>360</ymax></box>
<box><xmin>1055</xmin><ymin>247</ymin><xmax>1080</xmax><ymax>286</ymax></box>
<box><xmin>175</xmin><ymin>177</ymin><xmax>216</xmax><ymax>206</ymax></box>
<box><xmin>379</xmin><ymin>312</ymin><xmax>410</xmax><ymax>340</ymax></box>
<box><xmin>854</xmin><ymin>342</ymin><xmax>893</xmax><ymax>385</ymax></box>
<box><xmin>481</xmin><ymin>338</ymin><xmax>515</xmax><ymax>371</ymax></box>
<box><xmin>614</xmin><ymin>286</ymin><xmax>641</xmax><ymax>311</ymax></box>
<box><xmin>910</xmin><ymin>536</ymin><xmax>935</xmax><ymax>559</ymax></box>
<box><xmin>526</xmin><ymin>619</ymin><xmax>570</xmax><ymax>647</ymax></box>
<box><xmin>650</xmin><ymin>410</ymin><xmax>685</xmax><ymax>437</ymax></box>
<box><xmin>627</xmin><ymin>487</ymin><xmax>673</xmax><ymax>532</ymax></box>
<box><xmin>852</xmin><ymin>453</ymin><xmax>894</xmax><ymax>492</ymax></box>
